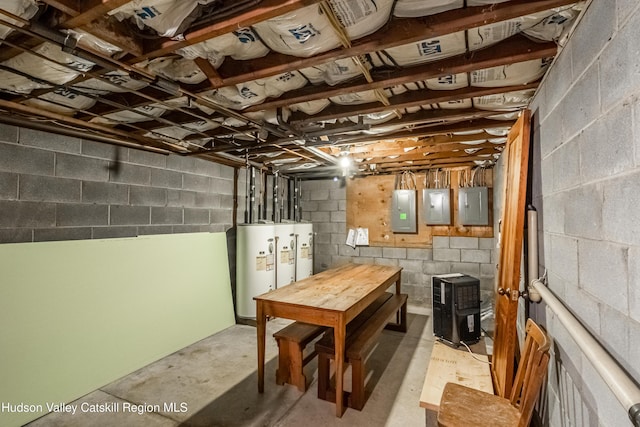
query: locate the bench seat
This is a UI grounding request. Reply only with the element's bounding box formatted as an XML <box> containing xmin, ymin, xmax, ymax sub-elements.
<box><xmin>315</xmin><ymin>292</ymin><xmax>408</xmax><ymax>410</ymax></box>
<box><xmin>273</xmin><ymin>322</ymin><xmax>326</xmax><ymax>392</ymax></box>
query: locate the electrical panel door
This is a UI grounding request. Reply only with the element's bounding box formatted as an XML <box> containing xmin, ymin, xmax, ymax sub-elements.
<box><xmin>391</xmin><ymin>190</ymin><xmax>417</xmax><ymax>233</ymax></box>
<box><xmin>423</xmin><ymin>189</ymin><xmax>451</xmax><ymax>225</ymax></box>
<box><xmin>458</xmin><ymin>187</ymin><xmax>489</xmax><ymax>225</ymax></box>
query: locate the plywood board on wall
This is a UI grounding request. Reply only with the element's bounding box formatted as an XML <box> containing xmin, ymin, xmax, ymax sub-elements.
<box><xmin>347</xmin><ymin>172</ymin><xmax>493</xmax><ymax>248</ymax></box>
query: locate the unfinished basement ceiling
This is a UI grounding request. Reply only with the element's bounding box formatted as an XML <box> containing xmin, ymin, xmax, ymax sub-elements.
<box><xmin>0</xmin><ymin>0</ymin><xmax>584</xmax><ymax>177</ymax></box>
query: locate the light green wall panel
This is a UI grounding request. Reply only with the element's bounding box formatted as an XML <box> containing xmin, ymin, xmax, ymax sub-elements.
<box><xmin>0</xmin><ymin>232</ymin><xmax>235</xmax><ymax>427</ymax></box>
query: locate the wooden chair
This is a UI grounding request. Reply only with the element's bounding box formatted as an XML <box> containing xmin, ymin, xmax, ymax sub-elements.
<box><xmin>437</xmin><ymin>318</ymin><xmax>551</xmax><ymax>427</ymax></box>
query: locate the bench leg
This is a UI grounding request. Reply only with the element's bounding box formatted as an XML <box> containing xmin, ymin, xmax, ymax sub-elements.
<box><xmin>276</xmin><ymin>339</ymin><xmax>309</xmax><ymax>392</ymax></box>
<box><xmin>317</xmin><ymin>351</ymin><xmax>331</xmax><ymax>401</ymax></box>
<box><xmin>275</xmin><ymin>339</ymin><xmax>291</xmax><ymax>386</ymax></box>
<box><xmin>384</xmin><ymin>301</ymin><xmax>408</xmax><ymax>333</ymax></box>
<box><xmin>350</xmin><ymin>358</ymin><xmax>365</xmax><ymax>410</ymax></box>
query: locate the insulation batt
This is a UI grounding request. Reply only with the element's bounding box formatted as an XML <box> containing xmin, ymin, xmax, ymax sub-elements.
<box><xmin>471</xmin><ymin>58</ymin><xmax>552</xmax><ymax>87</ymax></box>
<box><xmin>90</xmin><ymin>104</ymin><xmax>168</xmax><ymax>125</ymax></box>
<box><xmin>24</xmin><ymin>90</ymin><xmax>97</xmax><ymax>115</ymax></box>
<box><xmin>144</xmin><ymin>57</ymin><xmax>207</xmax><ymax>84</ymax></box>
<box><xmin>289</xmin><ymin>99</ymin><xmax>331</xmax><ymax>115</ymax></box>
<box><xmin>393</xmin><ymin>0</ymin><xmax>463</xmax><ymax>18</ymax></box>
<box><xmin>253</xmin><ymin>0</ymin><xmax>393</xmax><ymax>58</ymax></box>
<box><xmin>372</xmin><ymin>31</ymin><xmax>466</xmax><ymax>67</ymax></box>
<box><xmin>73</xmin><ymin>71</ymin><xmax>150</xmax><ymax>95</ymax></box>
<box><xmin>468</xmin><ymin>5</ymin><xmax>581</xmax><ymax>50</ymax></box>
<box><xmin>109</xmin><ymin>0</ymin><xmax>218</xmax><ymax>38</ymax></box>
<box><xmin>299</xmin><ymin>57</ymin><xmax>371</xmax><ymax>86</ymax></box>
<box><xmin>203</xmin><ymin>72</ymin><xmax>306</xmax><ymax>110</ymax></box>
<box><xmin>202</xmin><ymin>81</ymin><xmax>267</xmax><ymax>110</ymax></box>
<box><xmin>144</xmin><ymin>120</ymin><xmax>221</xmax><ymax>142</ymax></box>
<box><xmin>177</xmin><ymin>28</ymin><xmax>269</xmax><ymax>62</ymax></box>
<box><xmin>0</xmin><ymin>42</ymin><xmax>95</xmax><ymax>94</ymax></box>
<box><xmin>473</xmin><ymin>89</ymin><xmax>537</xmax><ymax>111</ymax></box>
<box><xmin>0</xmin><ymin>0</ymin><xmax>38</xmax><ymax>42</ymax></box>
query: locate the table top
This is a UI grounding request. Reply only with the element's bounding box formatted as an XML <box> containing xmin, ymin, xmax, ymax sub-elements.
<box><xmin>254</xmin><ymin>263</ymin><xmax>401</xmax><ymax>313</ymax></box>
<box><xmin>419</xmin><ymin>340</ymin><xmax>493</xmax><ymax>411</ymax></box>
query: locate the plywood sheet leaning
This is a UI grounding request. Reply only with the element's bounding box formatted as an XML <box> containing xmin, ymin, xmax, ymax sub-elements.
<box><xmin>0</xmin><ymin>232</ymin><xmax>235</xmax><ymax>427</ymax></box>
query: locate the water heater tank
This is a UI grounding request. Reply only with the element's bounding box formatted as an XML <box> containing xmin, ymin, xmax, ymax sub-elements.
<box><xmin>294</xmin><ymin>222</ymin><xmax>313</xmax><ymax>281</ymax></box>
<box><xmin>275</xmin><ymin>223</ymin><xmax>296</xmax><ymax>288</ymax></box>
<box><xmin>236</xmin><ymin>224</ymin><xmax>275</xmax><ymax>319</ymax></box>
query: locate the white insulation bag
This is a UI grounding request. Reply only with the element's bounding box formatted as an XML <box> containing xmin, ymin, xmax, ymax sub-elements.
<box><xmin>90</xmin><ymin>104</ymin><xmax>168</xmax><ymax>125</ymax></box>
<box><xmin>109</xmin><ymin>0</ymin><xmax>217</xmax><ymax>38</ymax></box>
<box><xmin>471</xmin><ymin>58</ymin><xmax>551</xmax><ymax>87</ymax></box>
<box><xmin>177</xmin><ymin>27</ymin><xmax>269</xmax><ymax>62</ymax></box>
<box><xmin>373</xmin><ymin>31</ymin><xmax>466</xmax><ymax>67</ymax></box>
<box><xmin>473</xmin><ymin>89</ymin><xmax>536</xmax><ymax>111</ymax></box>
<box><xmin>202</xmin><ymin>81</ymin><xmax>267</xmax><ymax>110</ymax></box>
<box><xmin>24</xmin><ymin>89</ymin><xmax>97</xmax><ymax>115</ymax></box>
<box><xmin>468</xmin><ymin>6</ymin><xmax>580</xmax><ymax>50</ymax></box>
<box><xmin>74</xmin><ymin>71</ymin><xmax>149</xmax><ymax>95</ymax></box>
<box><xmin>0</xmin><ymin>0</ymin><xmax>39</xmax><ymax>41</ymax></box>
<box><xmin>253</xmin><ymin>0</ymin><xmax>392</xmax><ymax>58</ymax></box>
<box><xmin>393</xmin><ymin>0</ymin><xmax>462</xmax><ymax>18</ymax></box>
<box><xmin>290</xmin><ymin>99</ymin><xmax>331</xmax><ymax>115</ymax></box>
<box><xmin>0</xmin><ymin>42</ymin><xmax>95</xmax><ymax>94</ymax></box>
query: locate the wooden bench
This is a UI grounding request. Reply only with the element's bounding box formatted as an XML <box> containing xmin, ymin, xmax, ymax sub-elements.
<box><xmin>273</xmin><ymin>322</ymin><xmax>326</xmax><ymax>392</ymax></box>
<box><xmin>315</xmin><ymin>292</ymin><xmax>408</xmax><ymax>410</ymax></box>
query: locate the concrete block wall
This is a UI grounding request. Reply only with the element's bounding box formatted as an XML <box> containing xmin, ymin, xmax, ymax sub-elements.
<box><xmin>525</xmin><ymin>1</ymin><xmax>640</xmax><ymax>425</ymax></box>
<box><xmin>0</xmin><ymin>124</ymin><xmax>237</xmax><ymax>243</ymax></box>
<box><xmin>301</xmin><ymin>179</ymin><xmax>495</xmax><ymax>310</ymax></box>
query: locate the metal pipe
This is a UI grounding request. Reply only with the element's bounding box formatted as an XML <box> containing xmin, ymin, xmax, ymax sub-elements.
<box><xmin>529</xmin><ymin>280</ymin><xmax>640</xmax><ymax>426</ymax></box>
<box><xmin>272</xmin><ymin>171</ymin><xmax>279</xmax><ymax>223</ymax></box>
<box><xmin>248</xmin><ymin>166</ymin><xmax>256</xmax><ymax>224</ymax></box>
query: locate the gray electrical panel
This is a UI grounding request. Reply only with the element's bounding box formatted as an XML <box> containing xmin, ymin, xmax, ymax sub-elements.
<box><xmin>423</xmin><ymin>189</ymin><xmax>451</xmax><ymax>225</ymax></box>
<box><xmin>458</xmin><ymin>187</ymin><xmax>489</xmax><ymax>225</ymax></box>
<box><xmin>391</xmin><ymin>190</ymin><xmax>417</xmax><ymax>233</ymax></box>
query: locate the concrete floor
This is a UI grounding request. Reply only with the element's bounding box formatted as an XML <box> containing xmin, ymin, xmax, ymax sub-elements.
<box><xmin>27</xmin><ymin>312</ymin><xmax>435</xmax><ymax>427</ymax></box>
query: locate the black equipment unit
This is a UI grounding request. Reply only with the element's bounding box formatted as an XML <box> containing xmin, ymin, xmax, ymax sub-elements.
<box><xmin>432</xmin><ymin>274</ymin><xmax>481</xmax><ymax>346</ymax></box>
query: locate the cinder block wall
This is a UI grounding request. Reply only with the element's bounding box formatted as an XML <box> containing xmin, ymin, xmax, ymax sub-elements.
<box><xmin>301</xmin><ymin>179</ymin><xmax>495</xmax><ymax>310</ymax></box>
<box><xmin>0</xmin><ymin>124</ymin><xmax>236</xmax><ymax>243</ymax></box>
<box><xmin>522</xmin><ymin>1</ymin><xmax>640</xmax><ymax>425</ymax></box>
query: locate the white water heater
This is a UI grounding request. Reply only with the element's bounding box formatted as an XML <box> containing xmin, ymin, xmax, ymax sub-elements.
<box><xmin>275</xmin><ymin>223</ymin><xmax>296</xmax><ymax>288</ymax></box>
<box><xmin>295</xmin><ymin>222</ymin><xmax>313</xmax><ymax>281</ymax></box>
<box><xmin>236</xmin><ymin>224</ymin><xmax>276</xmax><ymax>319</ymax></box>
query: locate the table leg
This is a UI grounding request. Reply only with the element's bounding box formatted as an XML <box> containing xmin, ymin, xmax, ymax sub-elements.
<box><xmin>395</xmin><ymin>271</ymin><xmax>402</xmax><ymax>295</ymax></box>
<box><xmin>257</xmin><ymin>301</ymin><xmax>266</xmax><ymax>393</ymax></box>
<box><xmin>334</xmin><ymin>317</ymin><xmax>346</xmax><ymax>417</ymax></box>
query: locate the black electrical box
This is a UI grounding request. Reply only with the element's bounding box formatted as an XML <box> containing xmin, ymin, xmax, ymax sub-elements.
<box><xmin>432</xmin><ymin>273</ymin><xmax>481</xmax><ymax>346</ymax></box>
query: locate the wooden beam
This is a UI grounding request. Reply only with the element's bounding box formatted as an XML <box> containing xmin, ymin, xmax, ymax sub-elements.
<box><xmin>194</xmin><ymin>57</ymin><xmax>223</xmax><ymax>88</ymax></box>
<box><xmin>375</xmin><ymin>155</ymin><xmax>495</xmax><ymax>171</ymax></box>
<box><xmin>361</xmin><ymin>144</ymin><xmax>499</xmax><ymax>165</ymax></box>
<box><xmin>354</xmin><ymin>142</ymin><xmax>501</xmax><ymax>162</ymax></box>
<box><xmin>244</xmin><ymin>36</ymin><xmax>555</xmax><ymax>112</ymax></box>
<box><xmin>211</xmin><ymin>0</ymin><xmax>570</xmax><ymax>89</ymax></box>
<box><xmin>56</xmin><ymin>0</ymin><xmax>132</xmax><ymax>28</ymax></box>
<box><xmin>136</xmin><ymin>0</ymin><xmax>325</xmax><ymax>62</ymax></box>
<box><xmin>291</xmin><ymin>82</ymin><xmax>539</xmax><ymax>124</ymax></box>
<box><xmin>334</xmin><ymin>118</ymin><xmax>517</xmax><ymax>145</ymax></box>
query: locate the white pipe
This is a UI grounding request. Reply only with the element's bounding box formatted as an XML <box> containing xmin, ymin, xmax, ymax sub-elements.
<box><xmin>529</xmin><ymin>279</ymin><xmax>640</xmax><ymax>426</ymax></box>
<box><xmin>527</xmin><ymin>208</ymin><xmax>541</xmax><ymax>302</ymax></box>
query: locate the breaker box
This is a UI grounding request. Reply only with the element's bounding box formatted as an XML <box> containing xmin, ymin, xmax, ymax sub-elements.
<box><xmin>432</xmin><ymin>273</ymin><xmax>481</xmax><ymax>346</ymax></box>
<box><xmin>458</xmin><ymin>187</ymin><xmax>489</xmax><ymax>225</ymax></box>
<box><xmin>391</xmin><ymin>189</ymin><xmax>417</xmax><ymax>233</ymax></box>
<box><xmin>423</xmin><ymin>188</ymin><xmax>451</xmax><ymax>225</ymax></box>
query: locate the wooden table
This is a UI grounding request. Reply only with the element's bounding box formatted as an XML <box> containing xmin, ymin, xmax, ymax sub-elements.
<box><xmin>255</xmin><ymin>263</ymin><xmax>402</xmax><ymax>417</ymax></box>
<box><xmin>419</xmin><ymin>340</ymin><xmax>493</xmax><ymax>424</ymax></box>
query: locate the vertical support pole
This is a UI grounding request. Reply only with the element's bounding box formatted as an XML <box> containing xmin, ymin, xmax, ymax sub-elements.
<box><xmin>233</xmin><ymin>167</ymin><xmax>239</xmax><ymax>227</ymax></box>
